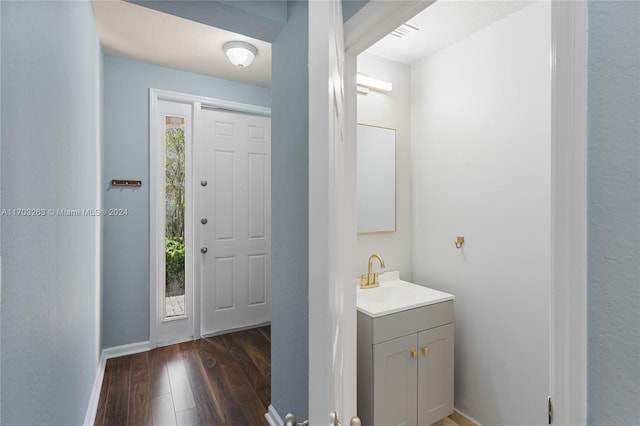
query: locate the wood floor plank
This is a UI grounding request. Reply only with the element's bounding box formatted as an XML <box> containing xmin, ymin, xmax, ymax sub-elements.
<box><xmin>149</xmin><ymin>346</ymin><xmax>172</xmax><ymax>396</ymax></box>
<box><xmin>227</xmin><ymin>329</ymin><xmax>271</xmax><ymax>382</ymax></box>
<box><xmin>176</xmin><ymin>407</ymin><xmax>202</xmax><ymax>426</ymax></box>
<box><xmin>128</xmin><ymin>382</ymin><xmax>152</xmax><ymax>426</ymax></box>
<box><xmin>94</xmin><ymin>359</ymin><xmax>114</xmax><ymax>426</ymax></box>
<box><xmin>128</xmin><ymin>350</ymin><xmax>152</xmax><ymax>426</ymax></box>
<box><xmin>165</xmin><ymin>345</ymin><xmax>196</xmax><ymax>412</ymax></box>
<box><xmin>198</xmin><ymin>344</ymin><xmax>250</xmax><ymax>425</ymax></box>
<box><xmin>103</xmin><ymin>356</ymin><xmax>131</xmax><ymax>426</ymax></box>
<box><xmin>221</xmin><ymin>333</ymin><xmax>271</xmax><ymax>408</ymax></box>
<box><xmin>179</xmin><ymin>341</ymin><xmax>226</xmax><ymax>425</ymax></box>
<box><xmin>218</xmin><ymin>360</ymin><xmax>268</xmax><ymax>425</ymax></box>
<box><xmin>202</xmin><ymin>335</ymin><xmax>235</xmax><ymax>365</ymax></box>
<box><xmin>239</xmin><ymin>396</ymin><xmax>270</xmax><ymax>426</ymax></box>
<box><xmin>152</xmin><ymin>392</ymin><xmax>177</xmax><ymax>426</ymax></box>
<box><xmin>257</xmin><ymin>325</ymin><xmax>271</xmax><ymax>342</ymax></box>
<box><xmin>246</xmin><ymin>327</ymin><xmax>271</xmax><ymax>356</ymax></box>
<box><xmin>130</xmin><ymin>351</ymin><xmax>150</xmax><ymax>384</ymax></box>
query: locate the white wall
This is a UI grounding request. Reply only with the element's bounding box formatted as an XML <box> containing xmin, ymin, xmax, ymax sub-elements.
<box><xmin>357</xmin><ymin>53</ymin><xmax>412</xmax><ymax>279</ymax></box>
<box><xmin>410</xmin><ymin>2</ymin><xmax>551</xmax><ymax>424</ymax></box>
<box><xmin>1</xmin><ymin>1</ymin><xmax>103</xmax><ymax>424</ymax></box>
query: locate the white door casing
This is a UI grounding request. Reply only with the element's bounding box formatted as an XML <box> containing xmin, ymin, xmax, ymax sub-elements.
<box><xmin>340</xmin><ymin>1</ymin><xmax>586</xmax><ymax>423</ymax></box>
<box><xmin>309</xmin><ymin>0</ymin><xmax>359</xmax><ymax>424</ymax></box>
<box><xmin>197</xmin><ymin>108</ymin><xmax>271</xmax><ymax>336</ymax></box>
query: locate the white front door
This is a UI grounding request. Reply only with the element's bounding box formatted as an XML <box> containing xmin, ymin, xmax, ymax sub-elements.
<box><xmin>308</xmin><ymin>0</ymin><xmax>358</xmax><ymax>424</ymax></box>
<box><xmin>197</xmin><ymin>108</ymin><xmax>271</xmax><ymax>336</ymax></box>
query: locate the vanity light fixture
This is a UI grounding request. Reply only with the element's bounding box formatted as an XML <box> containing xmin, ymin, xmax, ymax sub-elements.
<box><xmin>223</xmin><ymin>41</ymin><xmax>258</xmax><ymax>68</ymax></box>
<box><xmin>356</xmin><ymin>73</ymin><xmax>393</xmax><ymax>92</ymax></box>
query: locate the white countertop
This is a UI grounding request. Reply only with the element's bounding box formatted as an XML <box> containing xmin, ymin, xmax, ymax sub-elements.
<box><xmin>356</xmin><ymin>271</ymin><xmax>454</xmax><ymax>318</ymax></box>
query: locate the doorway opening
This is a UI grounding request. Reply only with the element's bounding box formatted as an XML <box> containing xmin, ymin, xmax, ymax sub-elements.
<box><xmin>150</xmin><ymin>90</ymin><xmax>272</xmax><ymax>347</ymax></box>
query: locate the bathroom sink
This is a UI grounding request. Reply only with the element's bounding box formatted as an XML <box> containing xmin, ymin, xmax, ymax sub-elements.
<box><xmin>357</xmin><ymin>271</ymin><xmax>454</xmax><ymax>317</ymax></box>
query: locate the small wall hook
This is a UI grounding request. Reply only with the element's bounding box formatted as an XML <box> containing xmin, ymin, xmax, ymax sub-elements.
<box><xmin>455</xmin><ymin>236</ymin><xmax>465</xmax><ymax>249</ymax></box>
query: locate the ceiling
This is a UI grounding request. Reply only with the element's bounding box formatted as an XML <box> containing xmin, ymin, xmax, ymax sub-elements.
<box><xmin>91</xmin><ymin>0</ymin><xmax>272</xmax><ymax>88</ymax></box>
<box><xmin>365</xmin><ymin>0</ymin><xmax>533</xmax><ymax>65</ymax></box>
<box><xmin>91</xmin><ymin>0</ymin><xmax>532</xmax><ymax>89</ymax></box>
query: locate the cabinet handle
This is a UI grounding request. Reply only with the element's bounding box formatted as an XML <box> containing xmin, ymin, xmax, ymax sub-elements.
<box><xmin>422</xmin><ymin>346</ymin><xmax>430</xmax><ymax>355</ymax></box>
<box><xmin>410</xmin><ymin>350</ymin><xmax>418</xmax><ymax>359</ymax></box>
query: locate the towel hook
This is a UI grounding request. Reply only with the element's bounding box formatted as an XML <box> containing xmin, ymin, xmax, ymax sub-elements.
<box><xmin>454</xmin><ymin>236</ymin><xmax>465</xmax><ymax>249</ymax></box>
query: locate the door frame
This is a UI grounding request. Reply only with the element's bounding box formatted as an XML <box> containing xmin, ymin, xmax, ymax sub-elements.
<box><xmin>339</xmin><ymin>1</ymin><xmax>587</xmax><ymax>423</ymax></box>
<box><xmin>149</xmin><ymin>88</ymin><xmax>271</xmax><ymax>348</ymax></box>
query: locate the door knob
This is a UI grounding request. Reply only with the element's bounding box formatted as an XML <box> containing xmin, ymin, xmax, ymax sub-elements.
<box><xmin>200</xmin><ymin>247</ymin><xmax>208</xmax><ymax>254</ymax></box>
<box><xmin>201</xmin><ymin>218</ymin><xmax>208</xmax><ymax>224</ymax></box>
<box><xmin>284</xmin><ymin>413</ymin><xmax>308</xmax><ymax>426</ymax></box>
<box><xmin>330</xmin><ymin>412</ymin><xmax>361</xmax><ymax>426</ymax></box>
<box><xmin>410</xmin><ymin>349</ymin><xmax>418</xmax><ymax>359</ymax></box>
<box><xmin>422</xmin><ymin>346</ymin><xmax>430</xmax><ymax>355</ymax></box>
<box><xmin>200</xmin><ymin>180</ymin><xmax>207</xmax><ymax>187</ymax></box>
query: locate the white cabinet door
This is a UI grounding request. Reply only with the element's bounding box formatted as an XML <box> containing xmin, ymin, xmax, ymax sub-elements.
<box><xmin>373</xmin><ymin>334</ymin><xmax>418</xmax><ymax>426</ymax></box>
<box><xmin>418</xmin><ymin>324</ymin><xmax>454</xmax><ymax>426</ymax></box>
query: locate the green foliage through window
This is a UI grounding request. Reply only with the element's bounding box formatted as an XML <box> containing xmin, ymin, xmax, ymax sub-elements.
<box><xmin>165</xmin><ymin>124</ymin><xmax>185</xmax><ymax>297</ymax></box>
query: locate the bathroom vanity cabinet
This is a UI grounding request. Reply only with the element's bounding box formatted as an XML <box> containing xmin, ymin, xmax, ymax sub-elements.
<box><xmin>357</xmin><ymin>300</ymin><xmax>454</xmax><ymax>426</ymax></box>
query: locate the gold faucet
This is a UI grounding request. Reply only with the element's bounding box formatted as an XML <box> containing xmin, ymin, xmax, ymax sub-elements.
<box><xmin>360</xmin><ymin>253</ymin><xmax>385</xmax><ymax>289</ymax></box>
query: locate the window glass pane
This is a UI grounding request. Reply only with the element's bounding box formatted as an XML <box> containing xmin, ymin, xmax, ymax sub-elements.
<box><xmin>165</xmin><ymin>116</ymin><xmax>186</xmax><ymax>318</ymax></box>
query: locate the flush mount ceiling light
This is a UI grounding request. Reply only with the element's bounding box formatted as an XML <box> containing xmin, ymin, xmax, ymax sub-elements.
<box><xmin>223</xmin><ymin>41</ymin><xmax>258</xmax><ymax>68</ymax></box>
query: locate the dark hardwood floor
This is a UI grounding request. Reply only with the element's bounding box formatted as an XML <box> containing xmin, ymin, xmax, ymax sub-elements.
<box><xmin>95</xmin><ymin>326</ymin><xmax>271</xmax><ymax>426</ymax></box>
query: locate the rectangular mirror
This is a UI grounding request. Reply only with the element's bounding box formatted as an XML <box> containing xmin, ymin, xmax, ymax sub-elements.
<box><xmin>357</xmin><ymin>123</ymin><xmax>396</xmax><ymax>233</ymax></box>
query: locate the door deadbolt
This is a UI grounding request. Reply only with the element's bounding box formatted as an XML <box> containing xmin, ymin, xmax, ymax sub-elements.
<box><xmin>200</xmin><ymin>247</ymin><xmax>208</xmax><ymax>254</ymax></box>
<box><xmin>201</xmin><ymin>218</ymin><xmax>208</xmax><ymax>225</ymax></box>
<box><xmin>200</xmin><ymin>180</ymin><xmax>208</xmax><ymax>187</ymax></box>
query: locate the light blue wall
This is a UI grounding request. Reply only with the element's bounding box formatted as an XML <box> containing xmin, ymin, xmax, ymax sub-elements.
<box><xmin>270</xmin><ymin>0</ymin><xmax>309</xmax><ymax>419</ymax></box>
<box><xmin>0</xmin><ymin>1</ymin><xmax>103</xmax><ymax>425</ymax></box>
<box><xmin>102</xmin><ymin>56</ymin><xmax>270</xmax><ymax>348</ymax></box>
<box><xmin>587</xmin><ymin>1</ymin><xmax>640</xmax><ymax>423</ymax></box>
<box><xmin>342</xmin><ymin>0</ymin><xmax>368</xmax><ymax>21</ymax></box>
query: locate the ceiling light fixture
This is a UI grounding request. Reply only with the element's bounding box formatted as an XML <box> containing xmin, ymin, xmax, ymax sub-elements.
<box><xmin>223</xmin><ymin>41</ymin><xmax>257</xmax><ymax>68</ymax></box>
<box><xmin>356</xmin><ymin>74</ymin><xmax>393</xmax><ymax>92</ymax></box>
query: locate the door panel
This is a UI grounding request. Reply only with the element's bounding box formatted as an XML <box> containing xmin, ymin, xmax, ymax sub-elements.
<box><xmin>374</xmin><ymin>334</ymin><xmax>418</xmax><ymax>426</ymax></box>
<box><xmin>248</xmin><ymin>153</ymin><xmax>267</xmax><ymax>238</ymax></box>
<box><xmin>418</xmin><ymin>324</ymin><xmax>454</xmax><ymax>425</ymax></box>
<box><xmin>198</xmin><ymin>108</ymin><xmax>271</xmax><ymax>336</ymax></box>
<box><xmin>214</xmin><ymin>256</ymin><xmax>235</xmax><ymax>310</ymax></box>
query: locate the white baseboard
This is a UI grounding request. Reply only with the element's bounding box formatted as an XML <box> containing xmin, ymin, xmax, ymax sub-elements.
<box><xmin>83</xmin><ymin>352</ymin><xmax>107</xmax><ymax>426</ymax></box>
<box><xmin>201</xmin><ymin>321</ymin><xmax>271</xmax><ymax>339</ymax></box>
<box><xmin>102</xmin><ymin>340</ymin><xmax>152</xmax><ymax>359</ymax></box>
<box><xmin>83</xmin><ymin>340</ymin><xmax>152</xmax><ymax>426</ymax></box>
<box><xmin>265</xmin><ymin>404</ymin><xmax>283</xmax><ymax>426</ymax></box>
